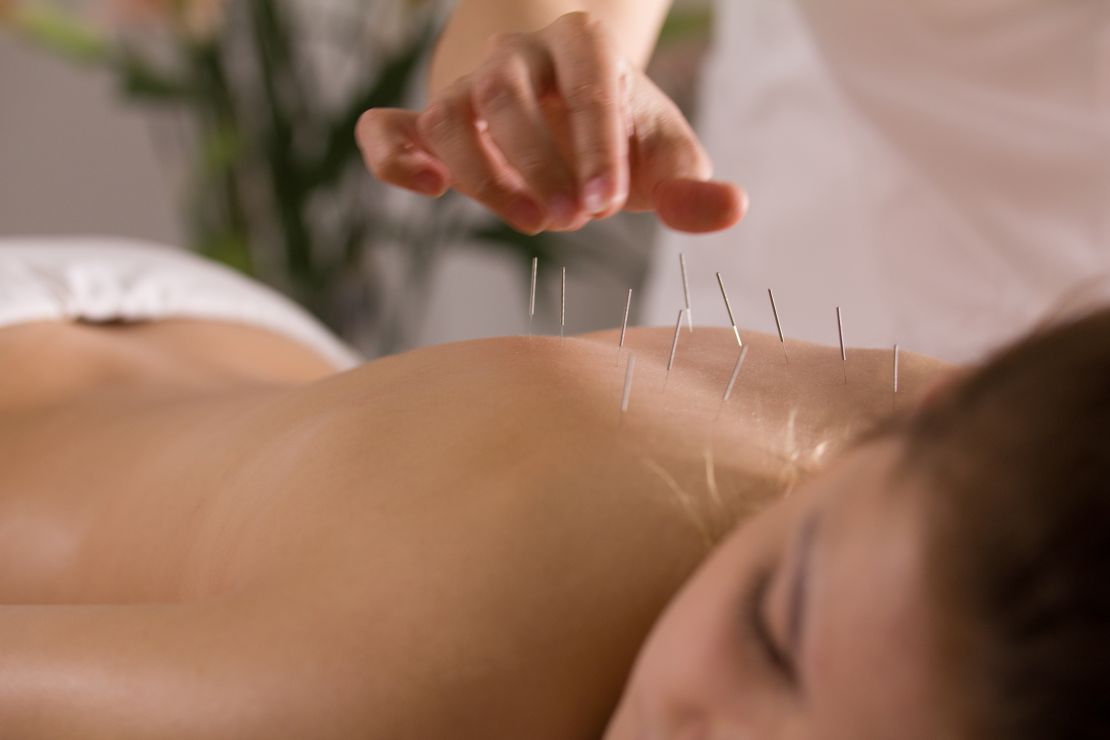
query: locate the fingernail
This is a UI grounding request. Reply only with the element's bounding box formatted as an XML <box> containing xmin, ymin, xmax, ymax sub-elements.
<box><xmin>411</xmin><ymin>170</ymin><xmax>443</xmax><ymax>195</ymax></box>
<box><xmin>550</xmin><ymin>193</ymin><xmax>578</xmax><ymax>226</ymax></box>
<box><xmin>584</xmin><ymin>176</ymin><xmax>612</xmax><ymax>214</ymax></box>
<box><xmin>509</xmin><ymin>197</ymin><xmax>545</xmax><ymax>232</ymax></box>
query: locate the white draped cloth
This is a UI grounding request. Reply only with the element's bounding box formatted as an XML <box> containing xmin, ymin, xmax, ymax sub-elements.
<box><xmin>0</xmin><ymin>238</ymin><xmax>363</xmax><ymax>369</ymax></box>
<box><xmin>644</xmin><ymin>0</ymin><xmax>1110</xmax><ymax>362</ymax></box>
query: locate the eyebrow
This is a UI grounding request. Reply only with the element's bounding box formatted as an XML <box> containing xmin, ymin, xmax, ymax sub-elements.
<box><xmin>787</xmin><ymin>510</ymin><xmax>822</xmax><ymax>682</ymax></box>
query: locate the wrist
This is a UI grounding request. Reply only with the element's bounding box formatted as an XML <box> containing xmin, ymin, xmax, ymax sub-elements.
<box><xmin>427</xmin><ymin>2</ymin><xmax>671</xmax><ymax>96</ymax></box>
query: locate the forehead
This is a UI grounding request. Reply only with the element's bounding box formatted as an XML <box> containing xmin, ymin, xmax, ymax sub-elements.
<box><xmin>803</xmin><ymin>443</ymin><xmax>943</xmax><ymax>740</ymax></box>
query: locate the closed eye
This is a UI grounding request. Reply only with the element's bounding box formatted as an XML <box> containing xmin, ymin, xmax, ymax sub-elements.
<box><xmin>742</xmin><ymin>564</ymin><xmax>795</xmax><ymax>682</ymax></box>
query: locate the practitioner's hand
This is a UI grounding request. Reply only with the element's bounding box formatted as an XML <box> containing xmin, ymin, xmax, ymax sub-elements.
<box><xmin>356</xmin><ymin>11</ymin><xmax>747</xmax><ymax>235</ymax></box>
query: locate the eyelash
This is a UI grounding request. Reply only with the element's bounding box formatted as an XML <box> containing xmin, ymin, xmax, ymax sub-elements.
<box><xmin>741</xmin><ymin>563</ymin><xmax>795</xmax><ymax>681</ymax></box>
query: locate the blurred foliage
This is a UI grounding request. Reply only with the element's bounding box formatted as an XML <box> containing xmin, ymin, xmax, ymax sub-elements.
<box><xmin>6</xmin><ymin>2</ymin><xmax>112</xmax><ymax>60</ymax></box>
<box><xmin>4</xmin><ymin>0</ymin><xmax>708</xmax><ymax>355</ymax></box>
<box><xmin>658</xmin><ymin>3</ymin><xmax>710</xmax><ymax>46</ymax></box>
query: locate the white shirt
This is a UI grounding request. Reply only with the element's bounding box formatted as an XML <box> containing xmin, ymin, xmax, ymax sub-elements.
<box><xmin>643</xmin><ymin>0</ymin><xmax>1110</xmax><ymax>362</ymax></box>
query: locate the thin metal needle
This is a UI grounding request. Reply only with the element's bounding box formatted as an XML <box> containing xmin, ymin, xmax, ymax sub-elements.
<box><xmin>893</xmin><ymin>343</ymin><xmax>901</xmax><ymax>410</ymax></box>
<box><xmin>667</xmin><ymin>308</ymin><xmax>686</xmax><ymax>373</ymax></box>
<box><xmin>716</xmin><ymin>272</ymin><xmax>743</xmax><ymax>347</ymax></box>
<box><xmin>680</xmin><ymin>253</ymin><xmax>694</xmax><ymax>331</ymax></box>
<box><xmin>619</xmin><ymin>288</ymin><xmax>632</xmax><ymax>350</ymax></box>
<box><xmin>723</xmin><ymin>345</ymin><xmax>750</xmax><ymax>402</ymax></box>
<box><xmin>528</xmin><ymin>257</ymin><xmax>537</xmax><ymax>336</ymax></box>
<box><xmin>768</xmin><ymin>288</ymin><xmax>788</xmax><ymax>364</ymax></box>
<box><xmin>836</xmin><ymin>306</ymin><xmax>847</xmax><ymax>384</ymax></box>
<box><xmin>620</xmin><ymin>354</ymin><xmax>637</xmax><ymax>414</ymax></box>
<box><xmin>560</xmin><ymin>266</ymin><xmax>566</xmax><ymax>339</ymax></box>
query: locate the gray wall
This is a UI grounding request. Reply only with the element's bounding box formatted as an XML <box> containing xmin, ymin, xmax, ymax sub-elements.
<box><xmin>0</xmin><ymin>35</ymin><xmax>181</xmax><ymax>244</ymax></box>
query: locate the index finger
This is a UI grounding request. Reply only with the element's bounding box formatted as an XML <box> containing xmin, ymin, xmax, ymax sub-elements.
<box><xmin>542</xmin><ymin>13</ymin><xmax>629</xmax><ymax>218</ymax></box>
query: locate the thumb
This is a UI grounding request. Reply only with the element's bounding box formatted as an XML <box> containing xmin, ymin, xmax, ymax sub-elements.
<box><xmin>653</xmin><ymin>178</ymin><xmax>748</xmax><ymax>234</ymax></box>
<box><xmin>624</xmin><ymin>78</ymin><xmax>747</xmax><ymax>232</ymax></box>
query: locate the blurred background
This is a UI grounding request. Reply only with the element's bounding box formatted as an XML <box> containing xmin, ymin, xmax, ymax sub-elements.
<box><xmin>0</xmin><ymin>0</ymin><xmax>713</xmax><ymax>358</ymax></box>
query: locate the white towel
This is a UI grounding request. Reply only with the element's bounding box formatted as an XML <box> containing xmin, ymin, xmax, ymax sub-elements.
<box><xmin>0</xmin><ymin>237</ymin><xmax>363</xmax><ymax>370</ymax></box>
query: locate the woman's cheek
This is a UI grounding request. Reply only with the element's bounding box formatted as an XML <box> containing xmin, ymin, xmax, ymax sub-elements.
<box><xmin>623</xmin><ymin>556</ymin><xmax>753</xmax><ymax>722</ymax></box>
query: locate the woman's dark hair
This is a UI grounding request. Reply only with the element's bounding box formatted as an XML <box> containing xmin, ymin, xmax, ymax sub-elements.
<box><xmin>896</xmin><ymin>306</ymin><xmax>1110</xmax><ymax>739</ymax></box>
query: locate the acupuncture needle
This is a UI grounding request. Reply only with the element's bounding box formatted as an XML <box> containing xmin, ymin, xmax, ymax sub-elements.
<box><xmin>616</xmin><ymin>288</ymin><xmax>632</xmax><ymax>364</ymax></box>
<box><xmin>667</xmin><ymin>308</ymin><xmax>686</xmax><ymax>374</ymax></box>
<box><xmin>715</xmin><ymin>344</ymin><xmax>751</xmax><ymax>421</ymax></box>
<box><xmin>768</xmin><ymin>289</ymin><xmax>788</xmax><ymax>364</ymax></box>
<box><xmin>528</xmin><ymin>256</ymin><xmax>538</xmax><ymax>337</ymax></box>
<box><xmin>723</xmin><ymin>345</ymin><xmax>751</xmax><ymax>403</ymax></box>
<box><xmin>836</xmin><ymin>306</ymin><xmax>847</xmax><ymax>384</ymax></box>
<box><xmin>892</xmin><ymin>343</ymin><xmax>901</xmax><ymax>410</ymax></box>
<box><xmin>680</xmin><ymin>253</ymin><xmax>694</xmax><ymax>332</ymax></box>
<box><xmin>716</xmin><ymin>272</ymin><xmax>743</xmax><ymax>347</ymax></box>
<box><xmin>560</xmin><ymin>266</ymin><xmax>566</xmax><ymax>339</ymax></box>
<box><xmin>620</xmin><ymin>354</ymin><xmax>637</xmax><ymax>417</ymax></box>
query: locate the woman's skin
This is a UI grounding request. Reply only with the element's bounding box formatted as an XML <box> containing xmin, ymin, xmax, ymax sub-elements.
<box><xmin>0</xmin><ymin>318</ymin><xmax>947</xmax><ymax>738</ymax></box>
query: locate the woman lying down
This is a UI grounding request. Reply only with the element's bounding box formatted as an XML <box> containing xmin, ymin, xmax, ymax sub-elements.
<box><xmin>1</xmin><ymin>240</ymin><xmax>1106</xmax><ymax>739</ymax></box>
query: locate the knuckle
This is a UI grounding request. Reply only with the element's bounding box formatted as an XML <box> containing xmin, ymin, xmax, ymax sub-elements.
<box><xmin>564</xmin><ymin>80</ymin><xmax>616</xmax><ymax>113</ymax></box>
<box><xmin>473</xmin><ymin>66</ymin><xmax>528</xmax><ymax>112</ymax></box>
<box><xmin>580</xmin><ymin>14</ymin><xmax>607</xmax><ymax>42</ymax></box>
<box><xmin>556</xmin><ymin>11</ymin><xmax>607</xmax><ymax>44</ymax></box>
<box><xmin>579</xmin><ymin>142</ymin><xmax>617</xmax><ymax>174</ymax></box>
<box><xmin>417</xmin><ymin>103</ymin><xmax>449</xmax><ymax>139</ymax></box>
<box><xmin>557</xmin><ymin>11</ymin><xmax>592</xmax><ymax>32</ymax></box>
<box><xmin>515</xmin><ymin>152</ymin><xmax>558</xmax><ymax>181</ymax></box>
<box><xmin>486</xmin><ymin>31</ymin><xmax>523</xmax><ymax>53</ymax></box>
<box><xmin>417</xmin><ymin>99</ymin><xmax>461</xmax><ymax>143</ymax></box>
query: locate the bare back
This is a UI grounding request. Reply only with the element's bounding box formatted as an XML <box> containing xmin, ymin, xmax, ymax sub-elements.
<box><xmin>0</xmin><ymin>319</ymin><xmax>947</xmax><ymax>738</ymax></box>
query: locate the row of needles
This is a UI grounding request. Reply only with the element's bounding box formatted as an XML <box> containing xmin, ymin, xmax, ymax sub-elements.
<box><xmin>523</xmin><ymin>256</ymin><xmax>900</xmax><ymax>419</ymax></box>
